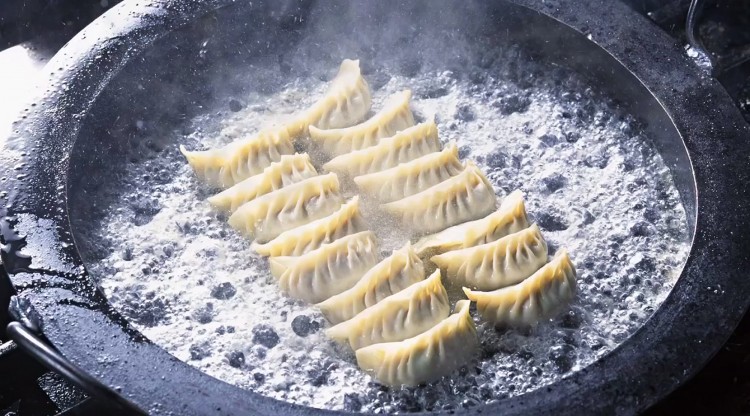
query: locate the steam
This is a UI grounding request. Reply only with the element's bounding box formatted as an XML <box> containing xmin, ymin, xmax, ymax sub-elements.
<box><xmin>67</xmin><ymin>0</ymin><xmax>691</xmax><ymax>413</ymax></box>
<box><xmin>279</xmin><ymin>0</ymin><xmax>499</xmax><ymax>79</ymax></box>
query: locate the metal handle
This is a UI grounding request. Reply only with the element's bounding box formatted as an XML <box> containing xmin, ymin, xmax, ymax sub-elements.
<box><xmin>685</xmin><ymin>0</ymin><xmax>750</xmax><ymax>77</ymax></box>
<box><xmin>6</xmin><ymin>321</ymin><xmax>145</xmax><ymax>415</ymax></box>
<box><xmin>685</xmin><ymin>0</ymin><xmax>717</xmax><ymax>72</ymax></box>
<box><xmin>685</xmin><ymin>0</ymin><xmax>706</xmax><ymax>53</ymax></box>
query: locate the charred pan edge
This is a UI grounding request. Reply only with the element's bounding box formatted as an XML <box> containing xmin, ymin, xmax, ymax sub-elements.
<box><xmin>0</xmin><ymin>0</ymin><xmax>748</xmax><ymax>415</ymax></box>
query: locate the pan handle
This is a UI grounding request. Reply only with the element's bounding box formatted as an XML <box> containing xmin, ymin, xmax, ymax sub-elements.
<box><xmin>685</xmin><ymin>0</ymin><xmax>750</xmax><ymax>76</ymax></box>
<box><xmin>685</xmin><ymin>0</ymin><xmax>716</xmax><ymax>72</ymax></box>
<box><xmin>6</xmin><ymin>321</ymin><xmax>145</xmax><ymax>415</ymax></box>
<box><xmin>685</xmin><ymin>0</ymin><xmax>707</xmax><ymax>56</ymax></box>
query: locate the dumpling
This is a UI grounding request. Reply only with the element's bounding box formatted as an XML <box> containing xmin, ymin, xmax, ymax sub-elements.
<box><xmin>308</xmin><ymin>90</ymin><xmax>414</xmax><ymax>156</ymax></box>
<box><xmin>382</xmin><ymin>161</ymin><xmax>496</xmax><ymax>235</ymax></box>
<box><xmin>289</xmin><ymin>59</ymin><xmax>372</xmax><ymax>134</ymax></box>
<box><xmin>180</xmin><ymin>59</ymin><xmax>369</xmax><ymax>188</ymax></box>
<box><xmin>251</xmin><ymin>196</ymin><xmax>366</xmax><ymax>257</ymax></box>
<box><xmin>413</xmin><ymin>189</ymin><xmax>529</xmax><ymax>257</ymax></box>
<box><xmin>323</xmin><ymin>120</ymin><xmax>440</xmax><ymax>178</ymax></box>
<box><xmin>326</xmin><ymin>269</ymin><xmax>449</xmax><ymax>350</ymax></box>
<box><xmin>355</xmin><ymin>299</ymin><xmax>478</xmax><ymax>387</ymax></box>
<box><xmin>271</xmin><ymin>231</ymin><xmax>379</xmax><ymax>303</ymax></box>
<box><xmin>227</xmin><ymin>173</ymin><xmax>343</xmax><ymax>242</ymax></box>
<box><xmin>463</xmin><ymin>249</ymin><xmax>576</xmax><ymax>327</ymax></box>
<box><xmin>316</xmin><ymin>242</ymin><xmax>425</xmax><ymax>324</ymax></box>
<box><xmin>180</xmin><ymin>126</ymin><xmax>294</xmax><ymax>188</ymax></box>
<box><xmin>353</xmin><ymin>142</ymin><xmax>463</xmax><ymax>203</ymax></box>
<box><xmin>207</xmin><ymin>153</ymin><xmax>317</xmax><ymax>212</ymax></box>
<box><xmin>431</xmin><ymin>224</ymin><xmax>547</xmax><ymax>291</ymax></box>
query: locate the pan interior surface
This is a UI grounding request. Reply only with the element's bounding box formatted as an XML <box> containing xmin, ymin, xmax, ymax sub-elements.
<box><xmin>66</xmin><ymin>1</ymin><xmax>693</xmax><ymax>412</ymax></box>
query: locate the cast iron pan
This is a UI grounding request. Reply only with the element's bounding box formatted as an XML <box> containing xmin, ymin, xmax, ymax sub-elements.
<box><xmin>1</xmin><ymin>0</ymin><xmax>750</xmax><ymax>414</ymax></box>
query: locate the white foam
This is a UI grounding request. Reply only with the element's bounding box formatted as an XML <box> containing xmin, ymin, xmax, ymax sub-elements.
<box><xmin>75</xmin><ymin>63</ymin><xmax>691</xmax><ymax>412</ymax></box>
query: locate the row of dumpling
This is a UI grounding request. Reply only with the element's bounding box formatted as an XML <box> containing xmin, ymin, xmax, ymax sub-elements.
<box><xmin>182</xmin><ymin>161</ymin><xmax>478</xmax><ymax>386</ymax></box>
<box><xmin>179</xmin><ymin>59</ymin><xmax>372</xmax><ymax>188</ymax></box>
<box><xmin>414</xmin><ymin>192</ymin><xmax>577</xmax><ymax>327</ymax></box>
<box><xmin>289</xmin><ymin>62</ymin><xmax>578</xmax><ymax>329</ymax></box>
<box><xmin>179</xmin><ymin>59</ymin><xmax>576</xmax><ymax>386</ymax></box>
<box><xmin>179</xmin><ymin>60</ymin><xmax>477</xmax><ymax>386</ymax></box>
<box><xmin>296</xmin><ymin>62</ymin><xmax>578</xmax><ymax>379</ymax></box>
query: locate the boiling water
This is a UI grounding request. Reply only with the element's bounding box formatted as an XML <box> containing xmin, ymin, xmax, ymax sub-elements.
<box><xmin>73</xmin><ymin>53</ymin><xmax>691</xmax><ymax>412</ymax></box>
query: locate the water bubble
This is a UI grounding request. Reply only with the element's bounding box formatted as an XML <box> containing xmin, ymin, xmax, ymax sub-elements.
<box><xmin>226</xmin><ymin>351</ymin><xmax>245</xmax><ymax>368</ymax></box>
<box><xmin>73</xmin><ymin>38</ymin><xmax>690</xmax><ymax>411</ymax></box>
<box><xmin>252</xmin><ymin>325</ymin><xmax>280</xmax><ymax>349</ymax></box>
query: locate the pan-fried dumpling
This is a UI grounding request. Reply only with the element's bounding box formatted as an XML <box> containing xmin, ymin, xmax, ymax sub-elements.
<box><xmin>413</xmin><ymin>189</ymin><xmax>529</xmax><ymax>257</ymax></box>
<box><xmin>323</xmin><ymin>120</ymin><xmax>440</xmax><ymax>178</ymax></box>
<box><xmin>316</xmin><ymin>242</ymin><xmax>425</xmax><ymax>324</ymax></box>
<box><xmin>181</xmin><ymin>60</ymin><xmax>369</xmax><ymax>188</ymax></box>
<box><xmin>463</xmin><ymin>249</ymin><xmax>576</xmax><ymax>327</ymax></box>
<box><xmin>353</xmin><ymin>142</ymin><xmax>463</xmax><ymax>203</ymax></box>
<box><xmin>355</xmin><ymin>299</ymin><xmax>478</xmax><ymax>386</ymax></box>
<box><xmin>309</xmin><ymin>90</ymin><xmax>414</xmax><ymax>156</ymax></box>
<box><xmin>431</xmin><ymin>224</ymin><xmax>547</xmax><ymax>291</ymax></box>
<box><xmin>271</xmin><ymin>231</ymin><xmax>379</xmax><ymax>303</ymax></box>
<box><xmin>251</xmin><ymin>196</ymin><xmax>366</xmax><ymax>257</ymax></box>
<box><xmin>289</xmin><ymin>59</ymin><xmax>372</xmax><ymax>134</ymax></box>
<box><xmin>326</xmin><ymin>269</ymin><xmax>449</xmax><ymax>350</ymax></box>
<box><xmin>180</xmin><ymin>126</ymin><xmax>295</xmax><ymax>189</ymax></box>
<box><xmin>207</xmin><ymin>154</ymin><xmax>317</xmax><ymax>212</ymax></box>
<box><xmin>382</xmin><ymin>161</ymin><xmax>496</xmax><ymax>235</ymax></box>
<box><xmin>227</xmin><ymin>173</ymin><xmax>343</xmax><ymax>242</ymax></box>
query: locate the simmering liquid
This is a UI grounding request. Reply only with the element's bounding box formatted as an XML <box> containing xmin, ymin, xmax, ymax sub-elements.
<box><xmin>73</xmin><ymin>48</ymin><xmax>691</xmax><ymax>412</ymax></box>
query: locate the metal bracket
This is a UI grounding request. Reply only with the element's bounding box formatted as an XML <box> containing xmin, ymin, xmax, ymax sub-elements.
<box><xmin>6</xmin><ymin>321</ymin><xmax>144</xmax><ymax>415</ymax></box>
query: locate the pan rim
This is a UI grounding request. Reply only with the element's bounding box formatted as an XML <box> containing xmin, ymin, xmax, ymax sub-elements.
<box><xmin>1</xmin><ymin>0</ymin><xmax>749</xmax><ymax>414</ymax></box>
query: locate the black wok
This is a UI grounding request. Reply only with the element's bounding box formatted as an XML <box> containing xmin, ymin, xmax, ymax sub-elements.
<box><xmin>1</xmin><ymin>0</ymin><xmax>750</xmax><ymax>414</ymax></box>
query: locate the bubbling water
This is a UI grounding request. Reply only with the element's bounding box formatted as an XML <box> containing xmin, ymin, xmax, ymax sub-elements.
<box><xmin>73</xmin><ymin>53</ymin><xmax>691</xmax><ymax>412</ymax></box>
